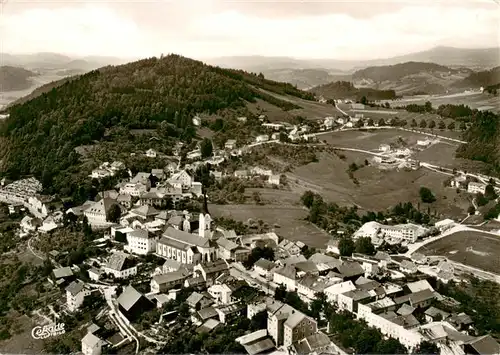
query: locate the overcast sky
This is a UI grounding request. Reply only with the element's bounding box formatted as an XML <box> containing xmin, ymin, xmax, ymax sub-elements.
<box><xmin>1</xmin><ymin>0</ymin><xmax>499</xmax><ymax>60</ymax></box>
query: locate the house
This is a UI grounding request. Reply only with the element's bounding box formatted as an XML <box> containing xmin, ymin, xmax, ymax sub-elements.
<box><xmin>236</xmin><ymin>330</ymin><xmax>275</xmax><ymax>355</ymax></box>
<box><xmin>197</xmin><ymin>306</ymin><xmax>219</xmax><ymax>323</ymax></box>
<box><xmin>273</xmin><ymin>265</ymin><xmax>296</xmax><ymax>291</ymax></box>
<box><xmin>66</xmin><ymin>280</ymin><xmax>91</xmax><ymax>312</ymax></box>
<box><xmin>251</xmin><ymin>167</ymin><xmax>273</xmax><ymax>176</ymax></box>
<box><xmin>81</xmin><ymin>332</ymin><xmax>104</xmax><ymax>355</ymax></box>
<box><xmin>296</xmin><ymin>275</ymin><xmax>338</xmax><ymax>301</ymax></box>
<box><xmin>225</xmin><ymin>140</ymin><xmax>237</xmax><ymax>150</ymax></box>
<box><xmin>208</xmin><ymin>284</ymin><xmax>233</xmax><ymax>305</ymax></box>
<box><xmin>424</xmin><ymin>307</ymin><xmax>450</xmax><ymax>322</ymax></box>
<box><xmin>379</xmin><ymin>144</ymin><xmax>391</xmax><ymax>152</ymax></box>
<box><xmin>217</xmin><ymin>237</ymin><xmax>240</xmax><ymax>260</ymax></box>
<box><xmin>126</xmin><ymin>229</ymin><xmax>158</xmax><ymax>255</ymax></box>
<box><xmin>194</xmin><ymin>260</ymin><xmax>229</xmax><ymax>286</ymax></box>
<box><xmin>103</xmin><ymin>253</ymin><xmax>137</xmax><ymax>279</ymax></box>
<box><xmin>151</xmin><ymin>168</ymin><xmax>166</xmax><ymax>180</ymax></box>
<box><xmin>448</xmin><ymin>312</ymin><xmax>474</xmax><ymax>331</ymax></box>
<box><xmin>417</xmin><ymin>139</ymin><xmax>431</xmax><ymax>147</ymax></box>
<box><xmin>293</xmin><ymin>331</ymin><xmax>334</xmax><ymax>355</ymax></box>
<box><xmin>324</xmin><ymin>281</ymin><xmax>356</xmax><ymax>304</ymax></box>
<box><xmin>266</xmin><ymin>301</ymin><xmax>318</xmax><ymax>347</ymax></box>
<box><xmin>400</xmin><ymin>260</ymin><xmax>418</xmax><ymax>274</ymax></box>
<box><xmin>324</xmin><ymin>117</ymin><xmax>335</xmax><ymax>129</ymax></box>
<box><xmin>254</xmin><ymin>259</ymin><xmax>276</xmax><ymax>280</ymax></box>
<box><xmin>234</xmin><ymin>170</ymin><xmax>249</xmax><ymax>179</ymax></box>
<box><xmin>117</xmin><ymin>286</ymin><xmax>154</xmax><ymax>321</ymax></box>
<box><xmin>337</xmin><ymin>289</ymin><xmax>373</xmax><ymax>313</ymax></box>
<box><xmin>66</xmin><ymin>200</ymin><xmax>94</xmax><ymax>217</ymax></box>
<box><xmin>20</xmin><ymin>216</ymin><xmax>42</xmax><ymax>233</ymax></box>
<box><xmin>462</xmin><ymin>335</ymin><xmax>500</xmax><ymax>355</ymax></box>
<box><xmin>351</xmin><ymin>103</ymin><xmax>365</xmax><ymax>110</ymax></box>
<box><xmin>410</xmin><ymin>252</ymin><xmax>428</xmax><ymax>265</ymax></box>
<box><xmin>435</xmin><ymin>218</ymin><xmax>455</xmax><ymax>231</ymax></box>
<box><xmin>146</xmin><ymin>149</ymin><xmax>157</xmax><ymax>158</ymax></box>
<box><xmin>51</xmin><ymin>266</ymin><xmax>76</xmax><ymax>287</ymax></box>
<box><xmin>192</xmin><ymin>116</ymin><xmax>202</xmax><ymax>126</ymax></box>
<box><xmin>116</xmin><ymin>194</ymin><xmax>132</xmax><ymax>208</ymax></box>
<box><xmin>186</xmin><ymin>292</ymin><xmax>214</xmax><ymax>310</ymax></box>
<box><xmin>88</xmin><ymin>268</ymin><xmax>103</xmax><ymax>282</ymax></box>
<box><xmin>215</xmin><ymin>303</ymin><xmax>246</xmax><ymax>324</ymax></box>
<box><xmin>84</xmin><ymin>198</ymin><xmax>125</xmax><ymax>227</ymax></box>
<box><xmin>151</xmin><ymin>271</ymin><xmax>188</xmax><ymax>293</ymax></box>
<box><xmin>468</xmin><ymin>182</ymin><xmax>486</xmax><ymax>194</ymax></box>
<box><xmin>168</xmin><ymin>170</ymin><xmax>193</xmax><ymax>190</ymax></box>
<box><xmin>450</xmin><ymin>175</ymin><xmax>467</xmax><ymax>189</ymax></box>
<box><xmin>119</xmin><ymin>182</ymin><xmax>147</xmax><ymax>197</ymax></box>
<box><xmin>255</xmin><ymin>135</ymin><xmax>269</xmax><ymax>143</ymax></box>
<box><xmin>326</xmin><ymin>239</ymin><xmax>340</xmax><ymax>255</ymax></box>
<box><xmin>268</xmin><ymin>175</ymin><xmax>280</xmax><ymax>186</ymax></box>
<box><xmin>408</xmin><ymin>289</ymin><xmax>436</xmax><ymax>308</ymax></box>
<box><xmin>332</xmin><ymin>262</ymin><xmax>365</xmax><ymax>281</ymax></box>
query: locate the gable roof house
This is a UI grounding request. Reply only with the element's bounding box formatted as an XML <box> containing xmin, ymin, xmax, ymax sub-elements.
<box><xmin>103</xmin><ymin>252</ymin><xmax>137</xmax><ymax>279</ymax></box>
<box><xmin>194</xmin><ymin>259</ymin><xmax>229</xmax><ymax>286</ymax></box>
<box><xmin>151</xmin><ymin>271</ymin><xmax>189</xmax><ymax>293</ymax></box>
<box><xmin>273</xmin><ymin>264</ymin><xmax>297</xmax><ymax>292</ymax></box>
<box><xmin>117</xmin><ymin>286</ymin><xmax>154</xmax><ymax>321</ymax></box>
<box><xmin>186</xmin><ymin>291</ymin><xmax>214</xmax><ymax>310</ymax></box>
<box><xmin>254</xmin><ymin>258</ymin><xmax>276</xmax><ymax>280</ymax></box>
<box><xmin>83</xmin><ymin>198</ymin><xmax>125</xmax><ymax>228</ymax></box>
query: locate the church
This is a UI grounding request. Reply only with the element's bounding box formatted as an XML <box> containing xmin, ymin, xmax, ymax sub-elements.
<box><xmin>156</xmin><ymin>213</ymin><xmax>219</xmax><ymax>264</ymax></box>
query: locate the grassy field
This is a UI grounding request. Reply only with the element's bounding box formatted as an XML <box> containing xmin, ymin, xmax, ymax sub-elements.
<box><xmin>287</xmin><ymin>150</ymin><xmax>472</xmax><ymax>218</ymax></box>
<box><xmin>208</xmin><ymin>203</ymin><xmax>331</xmax><ymax>248</ymax></box>
<box><xmin>387</xmin><ymin>92</ymin><xmax>500</xmax><ymax>113</ymax></box>
<box><xmin>420</xmin><ymin>230</ymin><xmax>500</xmax><ymax>275</ymax></box>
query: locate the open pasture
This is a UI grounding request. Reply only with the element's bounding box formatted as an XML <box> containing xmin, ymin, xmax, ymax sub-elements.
<box><xmin>420</xmin><ymin>230</ymin><xmax>500</xmax><ymax>275</ymax></box>
<box><xmin>208</xmin><ymin>203</ymin><xmax>331</xmax><ymax>248</ymax></box>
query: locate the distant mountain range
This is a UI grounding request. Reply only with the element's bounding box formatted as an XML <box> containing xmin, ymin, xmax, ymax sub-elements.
<box><xmin>0</xmin><ymin>66</ymin><xmax>38</xmax><ymax>92</ymax></box>
<box><xmin>0</xmin><ymin>52</ymin><xmax>131</xmax><ymax>71</ymax></box>
<box><xmin>207</xmin><ymin>46</ymin><xmax>500</xmax><ymax>92</ymax></box>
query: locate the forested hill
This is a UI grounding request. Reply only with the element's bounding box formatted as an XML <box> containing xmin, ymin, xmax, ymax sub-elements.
<box><xmin>351</xmin><ymin>62</ymin><xmax>458</xmax><ymax>82</ymax></box>
<box><xmin>452</xmin><ymin>66</ymin><xmax>500</xmax><ymax>88</ymax></box>
<box><xmin>310</xmin><ymin>81</ymin><xmax>396</xmax><ymax>101</ymax></box>
<box><xmin>457</xmin><ymin>110</ymin><xmax>500</xmax><ymax>174</ymax></box>
<box><xmin>0</xmin><ymin>54</ymin><xmax>314</xmax><ymax>190</ymax></box>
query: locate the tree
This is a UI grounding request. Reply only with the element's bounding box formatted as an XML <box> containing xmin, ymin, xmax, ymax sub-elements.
<box><xmin>467</xmin><ymin>205</ymin><xmax>476</xmax><ymax>215</ymax></box>
<box><xmin>447</xmin><ymin>121</ymin><xmax>455</xmax><ymax>130</ymax></box>
<box><xmin>200</xmin><ymin>138</ymin><xmax>213</xmax><ymax>158</ymax></box>
<box><xmin>301</xmin><ymin>191</ymin><xmax>316</xmax><ymax>209</ymax></box>
<box><xmin>338</xmin><ymin>237</ymin><xmax>355</xmax><ymax>256</ymax></box>
<box><xmin>428</xmin><ymin>120</ymin><xmax>436</xmax><ymax>129</ymax></box>
<box><xmin>438</xmin><ymin>120</ymin><xmax>446</xmax><ymax>129</ymax></box>
<box><xmin>360</xmin><ymin>96</ymin><xmax>368</xmax><ymax>105</ymax></box>
<box><xmin>476</xmin><ymin>192</ymin><xmax>489</xmax><ymax>206</ymax></box>
<box><xmin>411</xmin><ymin>119</ymin><xmax>418</xmax><ymax>127</ymax></box>
<box><xmin>106</xmin><ymin>204</ymin><xmax>122</xmax><ymax>223</ymax></box>
<box><xmin>419</xmin><ymin>120</ymin><xmax>427</xmax><ymax>128</ymax></box>
<box><xmin>243</xmin><ymin>246</ymin><xmax>274</xmax><ymax>269</ymax></box>
<box><xmin>415</xmin><ymin>341</ymin><xmax>440</xmax><ymax>354</ymax></box>
<box><xmin>459</xmin><ymin>121</ymin><xmax>467</xmax><ymax>131</ymax></box>
<box><xmin>367</xmin><ymin>118</ymin><xmax>374</xmax><ymax>126</ymax></box>
<box><xmin>484</xmin><ymin>184</ymin><xmax>498</xmax><ymax>200</ymax></box>
<box><xmin>375</xmin><ymin>338</ymin><xmax>408</xmax><ymax>354</ymax></box>
<box><xmin>355</xmin><ymin>237</ymin><xmax>376</xmax><ymax>255</ymax></box>
<box><xmin>424</xmin><ymin>101</ymin><xmax>433</xmax><ymax>112</ymax></box>
<box><xmin>378</xmin><ymin>118</ymin><xmax>385</xmax><ymax>126</ymax></box>
<box><xmin>420</xmin><ymin>187</ymin><xmax>436</xmax><ymax>203</ymax></box>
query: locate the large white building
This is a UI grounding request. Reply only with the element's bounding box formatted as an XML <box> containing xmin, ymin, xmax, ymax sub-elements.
<box><xmin>66</xmin><ymin>280</ymin><xmax>91</xmax><ymax>312</ymax></box>
<box><xmin>467</xmin><ymin>182</ymin><xmax>487</xmax><ymax>194</ymax></box>
<box><xmin>126</xmin><ymin>229</ymin><xmax>158</xmax><ymax>255</ymax></box>
<box><xmin>354</xmin><ymin>221</ymin><xmax>428</xmax><ymax>244</ymax></box>
<box><xmin>82</xmin><ymin>332</ymin><xmax>104</xmax><ymax>355</ymax></box>
<box><xmin>83</xmin><ymin>198</ymin><xmax>125</xmax><ymax>228</ymax></box>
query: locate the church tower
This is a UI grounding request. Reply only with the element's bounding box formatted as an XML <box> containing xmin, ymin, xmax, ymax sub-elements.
<box><xmin>199</xmin><ymin>213</ymin><xmax>212</xmax><ymax>237</ymax></box>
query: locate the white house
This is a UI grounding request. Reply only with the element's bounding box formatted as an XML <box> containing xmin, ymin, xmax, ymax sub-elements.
<box><xmin>208</xmin><ymin>284</ymin><xmax>233</xmax><ymax>305</ymax></box>
<box><xmin>126</xmin><ymin>229</ymin><xmax>157</xmax><ymax>255</ymax></box>
<box><xmin>66</xmin><ymin>280</ymin><xmax>91</xmax><ymax>312</ymax></box>
<box><xmin>119</xmin><ymin>182</ymin><xmax>147</xmax><ymax>197</ymax></box>
<box><xmin>273</xmin><ymin>265</ymin><xmax>296</xmax><ymax>291</ymax></box>
<box><xmin>324</xmin><ymin>281</ymin><xmax>356</xmax><ymax>304</ymax></box>
<box><xmin>417</xmin><ymin>139</ymin><xmax>432</xmax><ymax>147</ymax></box>
<box><xmin>254</xmin><ymin>258</ymin><xmax>276</xmax><ymax>280</ymax></box>
<box><xmin>84</xmin><ymin>198</ymin><xmax>125</xmax><ymax>228</ymax></box>
<box><xmin>326</xmin><ymin>239</ymin><xmax>340</xmax><ymax>255</ymax></box>
<box><xmin>268</xmin><ymin>175</ymin><xmax>281</xmax><ymax>186</ymax></box>
<box><xmin>225</xmin><ymin>139</ymin><xmax>237</xmax><ymax>150</ymax></box>
<box><xmin>379</xmin><ymin>144</ymin><xmax>391</xmax><ymax>152</ymax></box>
<box><xmin>324</xmin><ymin>117</ymin><xmax>335</xmax><ymax>129</ymax></box>
<box><xmin>103</xmin><ymin>253</ymin><xmax>137</xmax><ymax>279</ymax></box>
<box><xmin>146</xmin><ymin>149</ymin><xmax>157</xmax><ymax>158</ymax></box>
<box><xmin>192</xmin><ymin>116</ymin><xmax>202</xmax><ymax>126</ymax></box>
<box><xmin>467</xmin><ymin>182</ymin><xmax>486</xmax><ymax>194</ymax></box>
<box><xmin>255</xmin><ymin>134</ymin><xmax>269</xmax><ymax>143</ymax></box>
<box><xmin>168</xmin><ymin>170</ymin><xmax>193</xmax><ymax>190</ymax></box>
<box><xmin>82</xmin><ymin>332</ymin><xmax>104</xmax><ymax>355</ymax></box>
<box><xmin>88</xmin><ymin>268</ymin><xmax>102</xmax><ymax>282</ymax></box>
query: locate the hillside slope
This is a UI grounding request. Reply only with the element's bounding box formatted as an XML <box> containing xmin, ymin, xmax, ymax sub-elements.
<box><xmin>457</xmin><ymin>110</ymin><xmax>500</xmax><ymax>174</ymax></box>
<box><xmin>259</xmin><ymin>68</ymin><xmax>350</xmax><ymax>90</ymax></box>
<box><xmin>0</xmin><ymin>54</ymin><xmax>314</xmax><ymax>190</ymax></box>
<box><xmin>309</xmin><ymin>81</ymin><xmax>396</xmax><ymax>101</ymax></box>
<box><xmin>0</xmin><ymin>66</ymin><xmax>37</xmax><ymax>92</ymax></box>
<box><xmin>453</xmin><ymin>67</ymin><xmax>500</xmax><ymax>89</ymax></box>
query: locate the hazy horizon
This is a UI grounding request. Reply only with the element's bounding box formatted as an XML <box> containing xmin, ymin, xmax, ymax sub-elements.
<box><xmin>1</xmin><ymin>0</ymin><xmax>499</xmax><ymax>61</ymax></box>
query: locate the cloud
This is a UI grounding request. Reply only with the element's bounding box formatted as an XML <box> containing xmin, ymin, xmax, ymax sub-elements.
<box><xmin>1</xmin><ymin>0</ymin><xmax>499</xmax><ymax>59</ymax></box>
